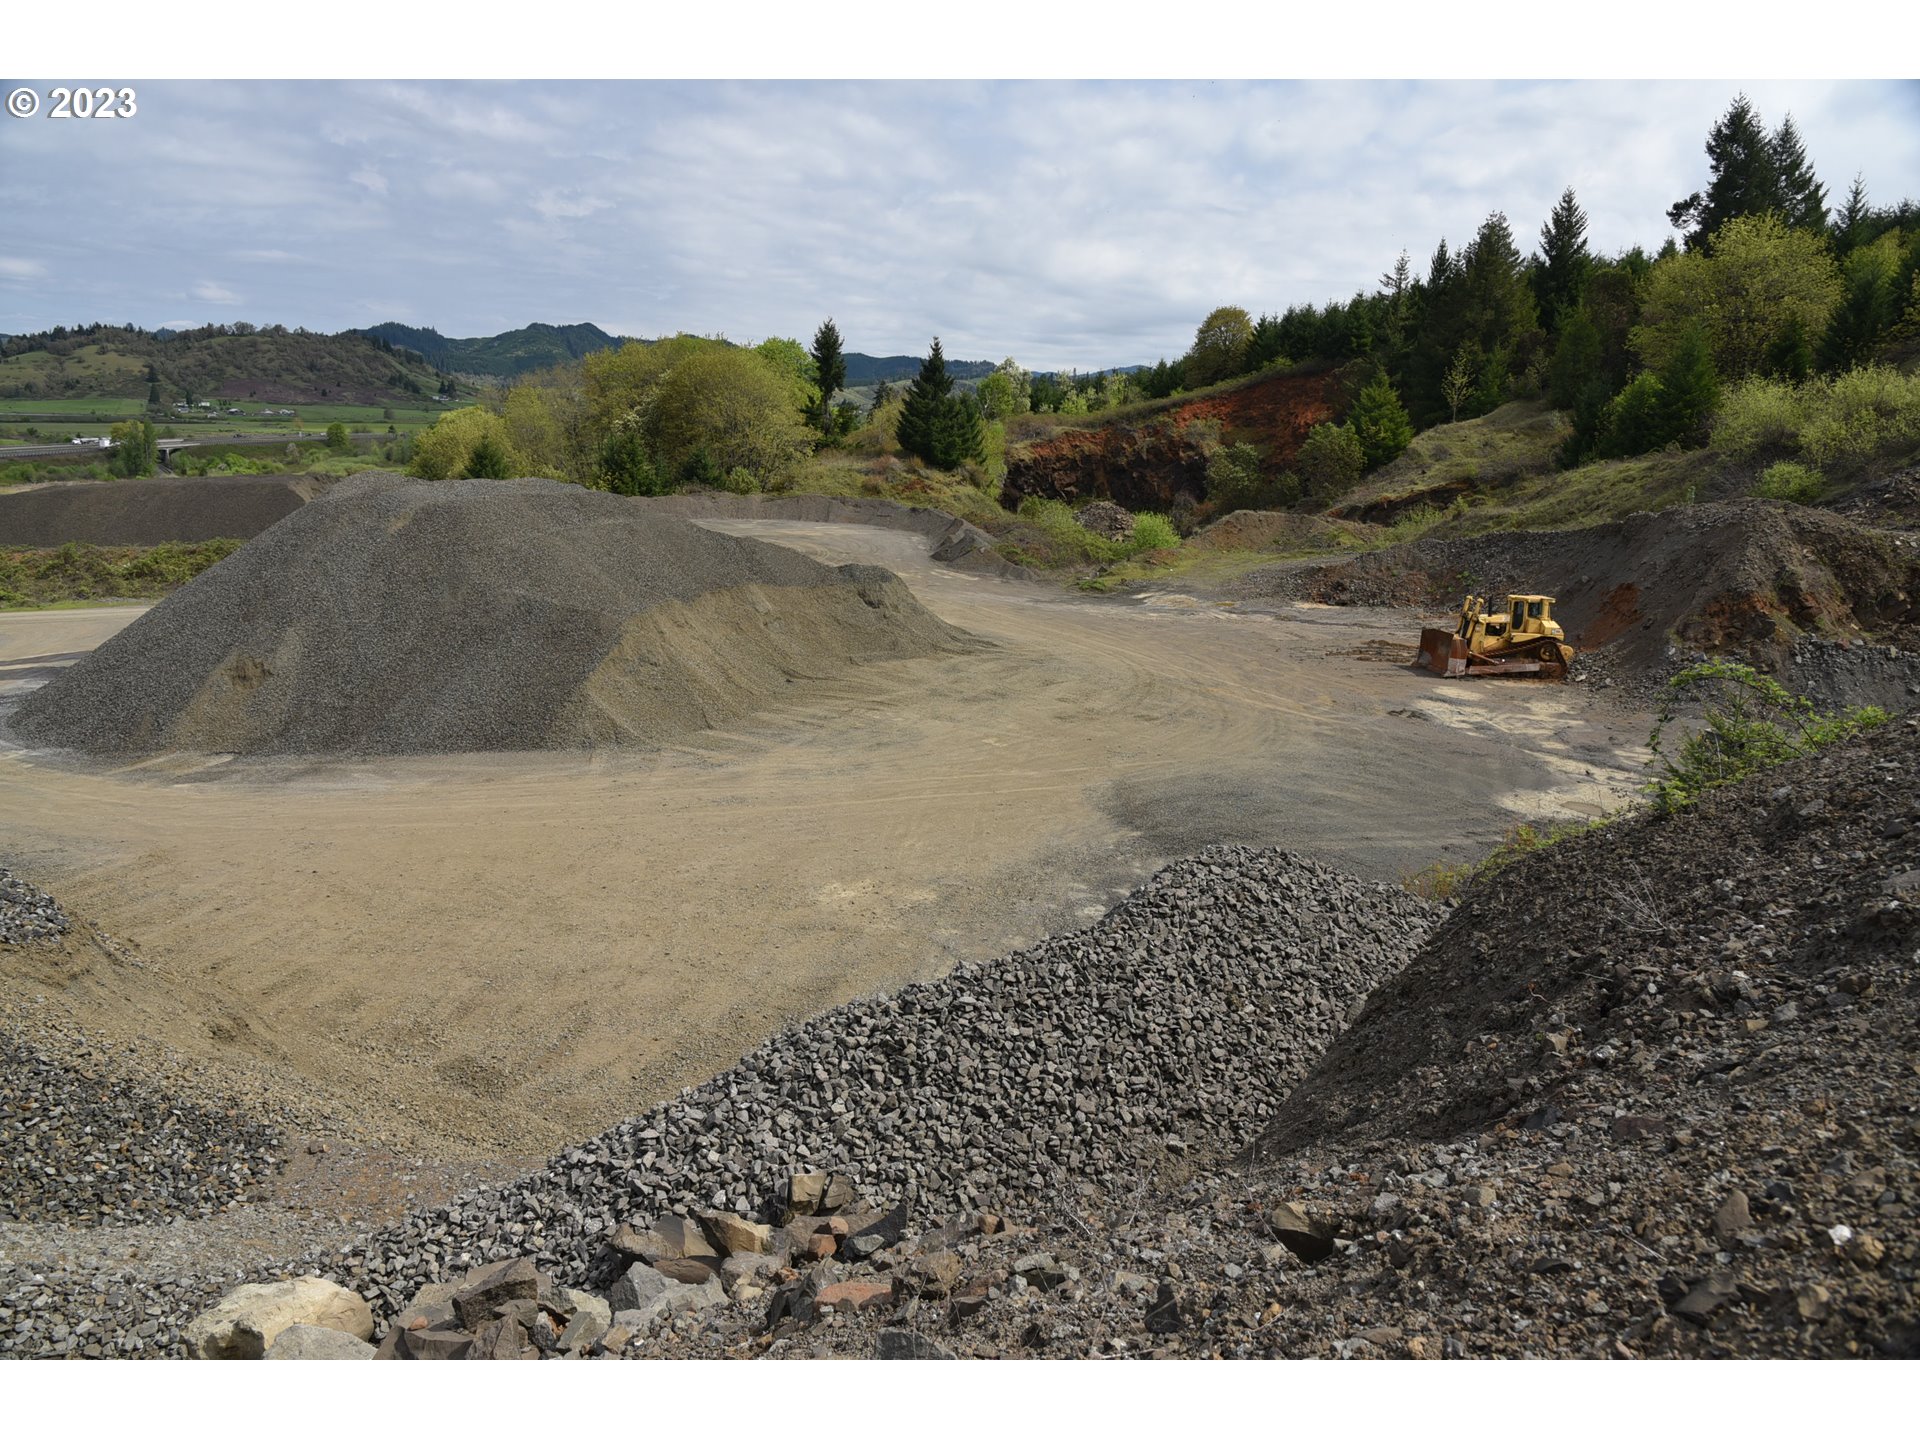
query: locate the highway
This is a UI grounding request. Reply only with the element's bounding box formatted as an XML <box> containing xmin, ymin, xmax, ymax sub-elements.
<box><xmin>0</xmin><ymin>432</ymin><xmax>380</xmax><ymax>462</ymax></box>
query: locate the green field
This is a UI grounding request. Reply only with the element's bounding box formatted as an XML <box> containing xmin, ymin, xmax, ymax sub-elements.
<box><xmin>0</xmin><ymin>397</ymin><xmax>148</xmax><ymax>416</ymax></box>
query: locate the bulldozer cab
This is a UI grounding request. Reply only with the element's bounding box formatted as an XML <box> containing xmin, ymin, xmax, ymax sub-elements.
<box><xmin>1509</xmin><ymin>595</ymin><xmax>1553</xmax><ymax>634</ymax></box>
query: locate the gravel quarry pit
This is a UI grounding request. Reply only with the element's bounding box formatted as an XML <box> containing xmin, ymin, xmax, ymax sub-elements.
<box><xmin>1</xmin><ymin>502</ymin><xmax>1657</xmax><ymax>1166</ymax></box>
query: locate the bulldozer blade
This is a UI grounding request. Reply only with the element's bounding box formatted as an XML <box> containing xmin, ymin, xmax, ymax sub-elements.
<box><xmin>1418</xmin><ymin>628</ymin><xmax>1466</xmax><ymax>677</ymax></box>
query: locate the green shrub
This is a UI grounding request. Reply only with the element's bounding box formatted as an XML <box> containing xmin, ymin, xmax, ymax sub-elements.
<box><xmin>1712</xmin><ymin>376</ymin><xmax>1803</xmax><ymax>459</ymax></box>
<box><xmin>1126</xmin><ymin>513</ymin><xmax>1180</xmax><ymax>554</ymax></box>
<box><xmin>1752</xmin><ymin>460</ymin><xmax>1825</xmax><ymax>504</ymax></box>
<box><xmin>721</xmin><ymin>466</ymin><xmax>759</xmax><ymax>495</ymax></box>
<box><xmin>1206</xmin><ymin>442</ymin><xmax>1294</xmax><ymax>510</ymax></box>
<box><xmin>1296</xmin><ymin>422</ymin><xmax>1365</xmax><ymax>501</ymax></box>
<box><xmin>1645</xmin><ymin>659</ymin><xmax>1887</xmax><ymax>815</ymax></box>
<box><xmin>1380</xmin><ymin>503</ymin><xmax>1445</xmax><ymax>545</ymax></box>
<box><xmin>1713</xmin><ymin>364</ymin><xmax>1920</xmax><ymax>467</ymax></box>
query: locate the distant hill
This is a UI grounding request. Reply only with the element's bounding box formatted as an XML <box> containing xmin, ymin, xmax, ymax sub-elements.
<box><xmin>358</xmin><ymin>321</ymin><xmax>629</xmax><ymax>378</ymax></box>
<box><xmin>0</xmin><ymin>323</ymin><xmax>457</xmax><ymax>405</ymax></box>
<box><xmin>843</xmin><ymin>353</ymin><xmax>996</xmax><ymax>387</ymax></box>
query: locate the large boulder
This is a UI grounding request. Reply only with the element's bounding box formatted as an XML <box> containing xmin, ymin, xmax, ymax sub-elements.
<box><xmin>185</xmin><ymin>1276</ymin><xmax>374</xmax><ymax>1359</ymax></box>
<box><xmin>264</xmin><ymin>1324</ymin><xmax>377</xmax><ymax>1360</ymax></box>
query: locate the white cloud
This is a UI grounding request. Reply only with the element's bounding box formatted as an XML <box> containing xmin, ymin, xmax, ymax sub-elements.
<box><xmin>532</xmin><ymin>190</ymin><xmax>610</xmax><ymax>222</ymax></box>
<box><xmin>0</xmin><ymin>257</ymin><xmax>47</xmax><ymax>279</ymax></box>
<box><xmin>5</xmin><ymin>79</ymin><xmax>1918</xmax><ymax>367</ymax></box>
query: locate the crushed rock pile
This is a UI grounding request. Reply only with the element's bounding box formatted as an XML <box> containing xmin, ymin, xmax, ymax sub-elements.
<box><xmin>8</xmin><ymin>474</ymin><xmax>976</xmax><ymax>756</ymax></box>
<box><xmin>321</xmin><ymin>847</ymin><xmax>1434</xmax><ymax>1317</ymax></box>
<box><xmin>0</xmin><ymin>845</ymin><xmax>1434</xmax><ymax>1357</ymax></box>
<box><xmin>0</xmin><ymin>1027</ymin><xmax>285</xmax><ymax>1227</ymax></box>
<box><xmin>0</xmin><ymin>474</ymin><xmax>335</xmax><ymax>547</ymax></box>
<box><xmin>1232</xmin><ymin>499</ymin><xmax>1920</xmax><ymax>709</ymax></box>
<box><xmin>0</xmin><ymin>869</ymin><xmax>68</xmax><ymax>944</ymax></box>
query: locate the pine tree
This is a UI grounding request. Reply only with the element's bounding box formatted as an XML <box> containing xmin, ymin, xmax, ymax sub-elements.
<box><xmin>1246</xmin><ymin>313</ymin><xmax>1287</xmax><ymax>369</ymax></box>
<box><xmin>897</xmin><ymin>338</ymin><xmax>955</xmax><ymax>465</ymax></box>
<box><xmin>1655</xmin><ymin>325</ymin><xmax>1720</xmax><ymax>447</ymax></box>
<box><xmin>932</xmin><ymin>392</ymin><xmax>986</xmax><ymax>469</ymax></box>
<box><xmin>1770</xmin><ymin>114</ymin><xmax>1827</xmax><ymax>232</ymax></box>
<box><xmin>465</xmin><ymin>433</ymin><xmax>511</xmax><ymax>479</ymax></box>
<box><xmin>1668</xmin><ymin>94</ymin><xmax>1780</xmax><ymax>251</ymax></box>
<box><xmin>1456</xmin><ymin>212</ymin><xmax>1538</xmax><ymax>400</ymax></box>
<box><xmin>1347</xmin><ymin>374</ymin><xmax>1414</xmax><ymax>470</ymax></box>
<box><xmin>1535</xmin><ymin>187</ymin><xmax>1592</xmax><ymax>332</ymax></box>
<box><xmin>809</xmin><ymin>318</ymin><xmax>846</xmax><ymax>433</ymax></box>
<box><xmin>1547</xmin><ymin>308</ymin><xmax>1604</xmax><ymax>410</ymax></box>
<box><xmin>1833</xmin><ymin>174</ymin><xmax>1870</xmax><ymax>256</ymax></box>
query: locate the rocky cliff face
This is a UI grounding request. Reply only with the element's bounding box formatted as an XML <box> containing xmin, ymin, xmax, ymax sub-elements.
<box><xmin>1002</xmin><ymin>369</ymin><xmax>1345</xmax><ymax>513</ymax></box>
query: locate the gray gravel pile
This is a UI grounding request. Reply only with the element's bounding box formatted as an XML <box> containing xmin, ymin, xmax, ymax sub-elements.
<box><xmin>0</xmin><ymin>473</ymin><xmax>335</xmax><ymax>547</ymax></box>
<box><xmin>0</xmin><ymin>869</ymin><xmax>69</xmax><ymax>944</ymax></box>
<box><xmin>0</xmin><ymin>1029</ymin><xmax>285</xmax><ymax>1227</ymax></box>
<box><xmin>10</xmin><ymin>473</ymin><xmax>974</xmax><ymax>756</ymax></box>
<box><xmin>324</xmin><ymin>846</ymin><xmax>1435</xmax><ymax>1315</ymax></box>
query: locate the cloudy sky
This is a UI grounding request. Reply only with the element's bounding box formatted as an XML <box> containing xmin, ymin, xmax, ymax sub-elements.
<box><xmin>2</xmin><ymin>79</ymin><xmax>1916</xmax><ymax>370</ymax></box>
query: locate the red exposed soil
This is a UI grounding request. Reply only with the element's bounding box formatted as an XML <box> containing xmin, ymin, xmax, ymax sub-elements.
<box><xmin>1002</xmin><ymin>369</ymin><xmax>1346</xmax><ymax>513</ymax></box>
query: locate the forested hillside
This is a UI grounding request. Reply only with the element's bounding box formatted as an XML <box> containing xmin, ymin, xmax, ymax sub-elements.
<box><xmin>0</xmin><ymin>324</ymin><xmax>457</xmax><ymax>406</ymax></box>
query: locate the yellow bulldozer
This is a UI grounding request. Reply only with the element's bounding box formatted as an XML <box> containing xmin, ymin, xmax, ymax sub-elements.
<box><xmin>1417</xmin><ymin>593</ymin><xmax>1575</xmax><ymax>680</ymax></box>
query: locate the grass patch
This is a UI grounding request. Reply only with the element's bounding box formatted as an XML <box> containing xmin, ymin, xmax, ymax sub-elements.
<box><xmin>0</xmin><ymin>539</ymin><xmax>242</xmax><ymax>608</ymax></box>
<box><xmin>1404</xmin><ymin>816</ymin><xmax>1613</xmax><ymax>902</ymax></box>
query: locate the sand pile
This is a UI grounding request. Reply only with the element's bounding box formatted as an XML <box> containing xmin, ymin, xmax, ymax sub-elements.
<box><xmin>10</xmin><ymin>474</ymin><xmax>976</xmax><ymax>756</ymax></box>
<box><xmin>0</xmin><ymin>474</ymin><xmax>336</xmax><ymax>547</ymax></box>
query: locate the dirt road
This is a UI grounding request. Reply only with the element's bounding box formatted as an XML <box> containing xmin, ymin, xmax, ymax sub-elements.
<box><xmin>0</xmin><ymin>522</ymin><xmax>1656</xmax><ymax>1159</ymax></box>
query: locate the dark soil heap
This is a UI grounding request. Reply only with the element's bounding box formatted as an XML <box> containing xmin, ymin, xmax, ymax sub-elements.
<box><xmin>0</xmin><ymin>474</ymin><xmax>335</xmax><ymax>547</ymax></box>
<box><xmin>9</xmin><ymin>474</ymin><xmax>975</xmax><ymax>757</ymax></box>
<box><xmin>1234</xmin><ymin>499</ymin><xmax>1920</xmax><ymax>704</ymax></box>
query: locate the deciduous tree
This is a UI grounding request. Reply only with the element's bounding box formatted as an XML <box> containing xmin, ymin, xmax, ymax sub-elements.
<box><xmin>1184</xmin><ymin>306</ymin><xmax>1254</xmax><ymax>387</ymax></box>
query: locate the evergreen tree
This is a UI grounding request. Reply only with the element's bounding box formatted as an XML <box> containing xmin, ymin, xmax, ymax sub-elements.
<box><xmin>1535</xmin><ymin>187</ymin><xmax>1592</xmax><ymax>332</ymax></box>
<box><xmin>1347</xmin><ymin>375</ymin><xmax>1414</xmax><ymax>471</ymax></box>
<box><xmin>1655</xmin><ymin>324</ymin><xmax>1720</xmax><ymax>447</ymax></box>
<box><xmin>932</xmin><ymin>392</ymin><xmax>987</xmax><ymax>469</ymax></box>
<box><xmin>1833</xmin><ymin>174</ymin><xmax>1871</xmax><ymax>256</ymax></box>
<box><xmin>1668</xmin><ymin>94</ymin><xmax>1780</xmax><ymax>251</ymax></box>
<box><xmin>678</xmin><ymin>445</ymin><xmax>722</xmax><ymax>490</ymax></box>
<box><xmin>1453</xmin><ymin>212</ymin><xmax>1539</xmax><ymax>408</ymax></box>
<box><xmin>1770</xmin><ymin>114</ymin><xmax>1827</xmax><ymax>232</ymax></box>
<box><xmin>465</xmin><ymin>432</ymin><xmax>511</xmax><ymax>479</ymax></box>
<box><xmin>897</xmin><ymin>338</ymin><xmax>956</xmax><ymax>465</ymax></box>
<box><xmin>1245</xmin><ymin>313</ymin><xmax>1287</xmax><ymax>369</ymax></box>
<box><xmin>1818</xmin><ymin>241</ymin><xmax>1903</xmax><ymax>374</ymax></box>
<box><xmin>808</xmin><ymin>318</ymin><xmax>846</xmax><ymax>433</ymax></box>
<box><xmin>1547</xmin><ymin>308</ymin><xmax>1604</xmax><ymax>409</ymax></box>
<box><xmin>146</xmin><ymin>382</ymin><xmax>161</xmax><ymax>408</ymax></box>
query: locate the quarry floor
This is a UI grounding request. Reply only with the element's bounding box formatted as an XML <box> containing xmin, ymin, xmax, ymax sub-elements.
<box><xmin>0</xmin><ymin>520</ymin><xmax>1656</xmax><ymax>1162</ymax></box>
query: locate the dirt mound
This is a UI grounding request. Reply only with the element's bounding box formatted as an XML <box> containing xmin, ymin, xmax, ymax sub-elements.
<box><xmin>1187</xmin><ymin>509</ymin><xmax>1377</xmax><ymax>554</ymax></box>
<box><xmin>636</xmin><ymin>491</ymin><xmax>1031</xmax><ymax>579</ymax></box>
<box><xmin>1002</xmin><ymin>369</ymin><xmax>1345</xmax><ymax>513</ymax></box>
<box><xmin>9</xmin><ymin>474</ymin><xmax>976</xmax><ymax>756</ymax></box>
<box><xmin>0</xmin><ymin>474</ymin><xmax>336</xmax><ymax>547</ymax></box>
<box><xmin>1234</xmin><ymin>499</ymin><xmax>1920</xmax><ymax>689</ymax></box>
